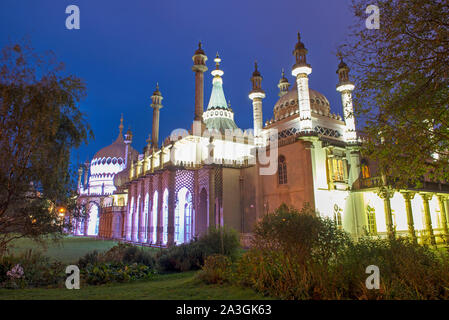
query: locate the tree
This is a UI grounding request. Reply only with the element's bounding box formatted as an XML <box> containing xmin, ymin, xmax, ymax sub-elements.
<box><xmin>340</xmin><ymin>0</ymin><xmax>449</xmax><ymax>188</ymax></box>
<box><xmin>0</xmin><ymin>42</ymin><xmax>92</xmax><ymax>255</ymax></box>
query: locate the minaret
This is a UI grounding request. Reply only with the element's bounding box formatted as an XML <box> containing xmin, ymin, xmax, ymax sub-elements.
<box><xmin>124</xmin><ymin>127</ymin><xmax>133</xmax><ymax>167</ymax></box>
<box><xmin>192</xmin><ymin>42</ymin><xmax>208</xmax><ymax>122</ymax></box>
<box><xmin>83</xmin><ymin>161</ymin><xmax>89</xmax><ymax>191</ymax></box>
<box><xmin>278</xmin><ymin>69</ymin><xmax>290</xmax><ymax>97</ymax></box>
<box><xmin>336</xmin><ymin>59</ymin><xmax>357</xmax><ymax>143</ymax></box>
<box><xmin>291</xmin><ymin>32</ymin><xmax>313</xmax><ymax>132</ymax></box>
<box><xmin>248</xmin><ymin>61</ymin><xmax>266</xmax><ymax>142</ymax></box>
<box><xmin>77</xmin><ymin>165</ymin><xmax>83</xmax><ymax>192</ymax></box>
<box><xmin>151</xmin><ymin>83</ymin><xmax>163</xmax><ymax>150</ymax></box>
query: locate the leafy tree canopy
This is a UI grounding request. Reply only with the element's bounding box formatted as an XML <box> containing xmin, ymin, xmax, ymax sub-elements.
<box><xmin>0</xmin><ymin>42</ymin><xmax>92</xmax><ymax>255</ymax></box>
<box><xmin>341</xmin><ymin>0</ymin><xmax>449</xmax><ymax>188</ymax></box>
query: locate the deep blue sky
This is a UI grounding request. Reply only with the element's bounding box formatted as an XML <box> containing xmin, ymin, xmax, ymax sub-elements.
<box><xmin>0</xmin><ymin>0</ymin><xmax>356</xmax><ymax>164</ymax></box>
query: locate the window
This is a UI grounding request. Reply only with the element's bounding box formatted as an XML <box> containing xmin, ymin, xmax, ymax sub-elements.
<box><xmin>361</xmin><ymin>159</ymin><xmax>370</xmax><ymax>179</ymax></box>
<box><xmin>332</xmin><ymin>158</ymin><xmax>345</xmax><ymax>182</ymax></box>
<box><xmin>278</xmin><ymin>156</ymin><xmax>287</xmax><ymax>185</ymax></box>
<box><xmin>333</xmin><ymin>204</ymin><xmax>343</xmax><ymax>229</ymax></box>
<box><xmin>366</xmin><ymin>205</ymin><xmax>377</xmax><ymax>235</ymax></box>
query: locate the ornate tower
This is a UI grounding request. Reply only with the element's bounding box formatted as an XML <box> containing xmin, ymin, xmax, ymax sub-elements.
<box><xmin>124</xmin><ymin>126</ymin><xmax>133</xmax><ymax>167</ymax></box>
<box><xmin>150</xmin><ymin>83</ymin><xmax>163</xmax><ymax>150</ymax></box>
<box><xmin>192</xmin><ymin>42</ymin><xmax>208</xmax><ymax>123</ymax></box>
<box><xmin>83</xmin><ymin>161</ymin><xmax>89</xmax><ymax>191</ymax></box>
<box><xmin>248</xmin><ymin>61</ymin><xmax>266</xmax><ymax>142</ymax></box>
<box><xmin>336</xmin><ymin>59</ymin><xmax>357</xmax><ymax>143</ymax></box>
<box><xmin>278</xmin><ymin>69</ymin><xmax>290</xmax><ymax>97</ymax></box>
<box><xmin>291</xmin><ymin>32</ymin><xmax>313</xmax><ymax>132</ymax></box>
<box><xmin>77</xmin><ymin>165</ymin><xmax>83</xmax><ymax>192</ymax></box>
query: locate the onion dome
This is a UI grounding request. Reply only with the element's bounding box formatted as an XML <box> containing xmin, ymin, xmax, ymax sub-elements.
<box><xmin>273</xmin><ymin>86</ymin><xmax>334</xmax><ymax>121</ymax></box>
<box><xmin>88</xmin><ymin>116</ymin><xmax>138</xmax><ymax>195</ymax></box>
<box><xmin>194</xmin><ymin>41</ymin><xmax>205</xmax><ymax>55</ymax></box>
<box><xmin>203</xmin><ymin>53</ymin><xmax>238</xmax><ymax>131</ymax></box>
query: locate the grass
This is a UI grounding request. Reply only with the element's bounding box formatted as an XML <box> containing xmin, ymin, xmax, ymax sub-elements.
<box><xmin>1</xmin><ymin>236</ymin><xmax>267</xmax><ymax>300</ymax></box>
<box><xmin>0</xmin><ymin>271</ymin><xmax>269</xmax><ymax>300</ymax></box>
<box><xmin>8</xmin><ymin>236</ymin><xmax>119</xmax><ymax>264</ymax></box>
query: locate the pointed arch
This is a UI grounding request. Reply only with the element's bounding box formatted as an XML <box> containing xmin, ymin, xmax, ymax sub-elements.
<box><xmin>152</xmin><ymin>191</ymin><xmax>158</xmax><ymax>244</ymax></box>
<box><xmin>87</xmin><ymin>203</ymin><xmax>100</xmax><ymax>236</ymax></box>
<box><xmin>143</xmin><ymin>193</ymin><xmax>149</xmax><ymax>242</ymax></box>
<box><xmin>162</xmin><ymin>188</ymin><xmax>169</xmax><ymax>245</ymax></box>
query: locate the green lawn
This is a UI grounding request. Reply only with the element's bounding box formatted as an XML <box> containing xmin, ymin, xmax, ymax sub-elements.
<box><xmin>8</xmin><ymin>236</ymin><xmax>119</xmax><ymax>264</ymax></box>
<box><xmin>0</xmin><ymin>271</ymin><xmax>269</xmax><ymax>300</ymax></box>
<box><xmin>1</xmin><ymin>236</ymin><xmax>267</xmax><ymax>300</ymax></box>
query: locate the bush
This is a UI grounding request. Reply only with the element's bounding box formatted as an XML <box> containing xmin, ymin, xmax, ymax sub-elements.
<box><xmin>83</xmin><ymin>262</ymin><xmax>154</xmax><ymax>285</ymax></box>
<box><xmin>0</xmin><ymin>249</ymin><xmax>66</xmax><ymax>289</ymax></box>
<box><xmin>157</xmin><ymin>240</ymin><xmax>205</xmax><ymax>272</ymax></box>
<box><xmin>156</xmin><ymin>226</ymin><xmax>240</xmax><ymax>273</ymax></box>
<box><xmin>232</xmin><ymin>204</ymin><xmax>449</xmax><ymax>300</ymax></box>
<box><xmin>78</xmin><ymin>250</ymin><xmax>99</xmax><ymax>269</ymax></box>
<box><xmin>78</xmin><ymin>243</ymin><xmax>156</xmax><ymax>269</ymax></box>
<box><xmin>197</xmin><ymin>254</ymin><xmax>232</xmax><ymax>284</ymax></box>
<box><xmin>198</xmin><ymin>227</ymin><xmax>241</xmax><ymax>260</ymax></box>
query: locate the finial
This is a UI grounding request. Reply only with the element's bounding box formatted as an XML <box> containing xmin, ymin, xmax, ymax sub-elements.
<box><xmin>297</xmin><ymin>32</ymin><xmax>301</xmax><ymax>41</ymax></box>
<box><xmin>281</xmin><ymin>68</ymin><xmax>285</xmax><ymax>77</ymax></box>
<box><xmin>214</xmin><ymin>52</ymin><xmax>221</xmax><ymax>69</ymax></box>
<box><xmin>227</xmin><ymin>100</ymin><xmax>231</xmax><ymax>108</ymax></box>
<box><xmin>153</xmin><ymin>82</ymin><xmax>161</xmax><ymax>96</ymax></box>
<box><xmin>198</xmin><ymin>41</ymin><xmax>202</xmax><ymax>49</ymax></box>
<box><xmin>254</xmin><ymin>60</ymin><xmax>258</xmax><ymax>71</ymax></box>
<box><xmin>119</xmin><ymin>113</ymin><xmax>124</xmax><ymax>135</ymax></box>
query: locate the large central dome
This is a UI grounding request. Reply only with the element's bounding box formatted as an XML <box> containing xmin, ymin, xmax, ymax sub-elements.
<box><xmin>273</xmin><ymin>86</ymin><xmax>331</xmax><ymax>122</ymax></box>
<box><xmin>87</xmin><ymin>119</ymin><xmax>138</xmax><ymax>195</ymax></box>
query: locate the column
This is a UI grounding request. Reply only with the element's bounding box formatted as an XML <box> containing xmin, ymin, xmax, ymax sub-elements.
<box><xmin>378</xmin><ymin>187</ymin><xmax>395</xmax><ymax>239</ymax></box>
<box><xmin>401</xmin><ymin>192</ymin><xmax>417</xmax><ymax>243</ymax></box>
<box><xmin>420</xmin><ymin>193</ymin><xmax>436</xmax><ymax>245</ymax></box>
<box><xmin>437</xmin><ymin>195</ymin><xmax>449</xmax><ymax>243</ymax></box>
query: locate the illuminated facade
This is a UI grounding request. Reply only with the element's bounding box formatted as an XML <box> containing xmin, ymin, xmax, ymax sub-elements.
<box><xmin>73</xmin><ymin>34</ymin><xmax>449</xmax><ymax>247</ymax></box>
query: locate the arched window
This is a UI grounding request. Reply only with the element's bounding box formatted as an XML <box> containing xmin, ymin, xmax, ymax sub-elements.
<box><xmin>366</xmin><ymin>205</ymin><xmax>377</xmax><ymax>235</ymax></box>
<box><xmin>185</xmin><ymin>191</ymin><xmax>193</xmax><ymax>242</ymax></box>
<box><xmin>127</xmin><ymin>197</ymin><xmax>134</xmax><ymax>240</ymax></box>
<box><xmin>143</xmin><ymin>193</ymin><xmax>149</xmax><ymax>243</ymax></box>
<box><xmin>133</xmin><ymin>195</ymin><xmax>140</xmax><ymax>242</ymax></box>
<box><xmin>333</xmin><ymin>204</ymin><xmax>343</xmax><ymax>229</ymax></box>
<box><xmin>87</xmin><ymin>204</ymin><xmax>100</xmax><ymax>236</ymax></box>
<box><xmin>278</xmin><ymin>156</ymin><xmax>287</xmax><ymax>185</ymax></box>
<box><xmin>152</xmin><ymin>191</ymin><xmax>158</xmax><ymax>244</ymax></box>
<box><xmin>162</xmin><ymin>189</ymin><xmax>169</xmax><ymax>245</ymax></box>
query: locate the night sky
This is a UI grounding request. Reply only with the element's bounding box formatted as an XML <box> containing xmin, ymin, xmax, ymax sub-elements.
<box><xmin>0</xmin><ymin>0</ymin><xmax>356</xmax><ymax>165</ymax></box>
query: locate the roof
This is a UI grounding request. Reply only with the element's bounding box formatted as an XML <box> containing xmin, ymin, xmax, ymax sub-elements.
<box><xmin>93</xmin><ymin>133</ymin><xmax>138</xmax><ymax>160</ymax></box>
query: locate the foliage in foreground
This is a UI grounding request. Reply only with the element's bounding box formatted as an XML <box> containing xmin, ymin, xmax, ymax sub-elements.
<box><xmin>199</xmin><ymin>204</ymin><xmax>449</xmax><ymax>300</ymax></box>
<box><xmin>0</xmin><ymin>250</ymin><xmax>65</xmax><ymax>289</ymax></box>
<box><xmin>156</xmin><ymin>226</ymin><xmax>240</xmax><ymax>272</ymax></box>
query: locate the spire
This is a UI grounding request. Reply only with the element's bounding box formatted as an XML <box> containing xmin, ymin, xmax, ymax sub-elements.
<box><xmin>119</xmin><ymin>114</ymin><xmax>124</xmax><ymax>135</ymax></box>
<box><xmin>336</xmin><ymin>57</ymin><xmax>351</xmax><ymax>85</ymax></box>
<box><xmin>250</xmin><ymin>60</ymin><xmax>264</xmax><ymax>94</ymax></box>
<box><xmin>293</xmin><ymin>31</ymin><xmax>309</xmax><ymax>67</ymax></box>
<box><xmin>115</xmin><ymin>114</ymin><xmax>125</xmax><ymax>143</ymax></box>
<box><xmin>204</xmin><ymin>53</ymin><xmax>238</xmax><ymax>131</ymax></box>
<box><xmin>278</xmin><ymin>69</ymin><xmax>290</xmax><ymax>97</ymax></box>
<box><xmin>208</xmin><ymin>52</ymin><xmax>227</xmax><ymax>109</ymax></box>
